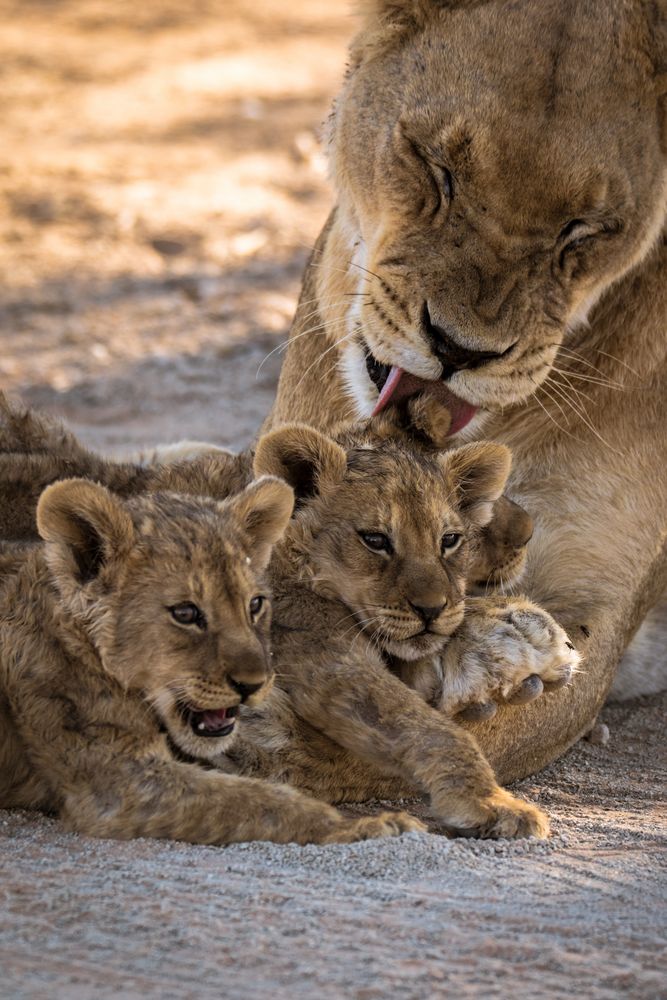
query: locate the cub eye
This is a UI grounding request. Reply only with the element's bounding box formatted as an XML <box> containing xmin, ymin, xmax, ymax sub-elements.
<box><xmin>442</xmin><ymin>167</ymin><xmax>454</xmax><ymax>202</ymax></box>
<box><xmin>441</xmin><ymin>532</ymin><xmax>462</xmax><ymax>554</ymax></box>
<box><xmin>249</xmin><ymin>595</ymin><xmax>265</xmax><ymax>619</ymax></box>
<box><xmin>359</xmin><ymin>531</ymin><xmax>393</xmax><ymax>555</ymax></box>
<box><xmin>170</xmin><ymin>602</ymin><xmax>206</xmax><ymax>629</ymax></box>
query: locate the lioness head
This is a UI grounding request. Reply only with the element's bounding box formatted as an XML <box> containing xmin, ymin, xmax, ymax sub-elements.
<box><xmin>36</xmin><ymin>476</ymin><xmax>294</xmax><ymax>759</ymax></box>
<box><xmin>326</xmin><ymin>0</ymin><xmax>666</xmax><ymax>425</ymax></box>
<box><xmin>255</xmin><ymin>421</ymin><xmax>511</xmax><ymax>660</ymax></box>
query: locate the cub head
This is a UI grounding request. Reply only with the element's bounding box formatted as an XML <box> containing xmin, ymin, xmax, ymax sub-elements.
<box><xmin>327</xmin><ymin>0</ymin><xmax>667</xmax><ymax>422</ymax></box>
<box><xmin>36</xmin><ymin>476</ymin><xmax>294</xmax><ymax>760</ymax></box>
<box><xmin>255</xmin><ymin>422</ymin><xmax>510</xmax><ymax>660</ymax></box>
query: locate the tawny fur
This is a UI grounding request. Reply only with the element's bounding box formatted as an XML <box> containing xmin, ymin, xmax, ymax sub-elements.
<box><xmin>0</xmin><ymin>393</ymin><xmax>253</xmax><ymax>544</ymax></box>
<box><xmin>0</xmin><ymin>477</ymin><xmax>422</xmax><ymax>845</ymax></box>
<box><xmin>267</xmin><ymin>0</ymin><xmax>667</xmax><ymax>782</ymax></box>
<box><xmin>223</xmin><ymin>421</ymin><xmax>577</xmax><ymax>837</ymax></box>
<box><xmin>0</xmin><ymin>399</ymin><xmax>570</xmax><ymax>837</ymax></box>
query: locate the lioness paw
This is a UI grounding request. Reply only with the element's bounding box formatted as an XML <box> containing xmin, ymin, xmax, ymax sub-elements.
<box><xmin>324</xmin><ymin>811</ymin><xmax>426</xmax><ymax>843</ymax></box>
<box><xmin>439</xmin><ymin>597</ymin><xmax>581</xmax><ymax>717</ymax></box>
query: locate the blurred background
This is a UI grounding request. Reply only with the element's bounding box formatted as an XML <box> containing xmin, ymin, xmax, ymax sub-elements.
<box><xmin>0</xmin><ymin>0</ymin><xmax>352</xmax><ymax>451</ymax></box>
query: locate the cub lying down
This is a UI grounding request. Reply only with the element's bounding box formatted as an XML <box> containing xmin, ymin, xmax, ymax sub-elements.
<box><xmin>0</xmin><ymin>392</ymin><xmax>552</xmax><ymax>717</ymax></box>
<box><xmin>0</xmin><ymin>476</ymin><xmax>422</xmax><ymax>845</ymax></box>
<box><xmin>224</xmin><ymin>421</ymin><xmax>579</xmax><ymax>836</ymax></box>
<box><xmin>1</xmin><ymin>396</ymin><xmax>577</xmax><ymax>837</ymax></box>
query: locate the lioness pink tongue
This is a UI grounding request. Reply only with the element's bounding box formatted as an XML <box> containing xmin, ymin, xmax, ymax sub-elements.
<box><xmin>371</xmin><ymin>366</ymin><xmax>478</xmax><ymax>435</ymax></box>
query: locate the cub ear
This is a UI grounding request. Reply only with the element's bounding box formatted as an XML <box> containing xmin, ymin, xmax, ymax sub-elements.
<box><xmin>444</xmin><ymin>442</ymin><xmax>512</xmax><ymax>527</ymax></box>
<box><xmin>253</xmin><ymin>425</ymin><xmax>347</xmax><ymax>510</ymax></box>
<box><xmin>224</xmin><ymin>476</ymin><xmax>295</xmax><ymax>569</ymax></box>
<box><xmin>369</xmin><ymin>395</ymin><xmax>452</xmax><ymax>450</ymax></box>
<box><xmin>36</xmin><ymin>478</ymin><xmax>135</xmax><ymax>586</ymax></box>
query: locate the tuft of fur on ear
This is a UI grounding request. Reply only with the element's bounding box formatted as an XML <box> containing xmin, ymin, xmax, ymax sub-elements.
<box><xmin>444</xmin><ymin>442</ymin><xmax>512</xmax><ymax>527</ymax></box>
<box><xmin>253</xmin><ymin>425</ymin><xmax>347</xmax><ymax>510</ymax></box>
<box><xmin>37</xmin><ymin>479</ymin><xmax>135</xmax><ymax>586</ymax></box>
<box><xmin>368</xmin><ymin>395</ymin><xmax>453</xmax><ymax>450</ymax></box>
<box><xmin>224</xmin><ymin>476</ymin><xmax>295</xmax><ymax>569</ymax></box>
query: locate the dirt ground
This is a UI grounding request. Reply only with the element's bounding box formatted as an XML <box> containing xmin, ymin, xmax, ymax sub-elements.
<box><xmin>0</xmin><ymin>2</ymin><xmax>665</xmax><ymax>997</ymax></box>
<box><xmin>0</xmin><ymin>0</ymin><xmax>349</xmax><ymax>450</ymax></box>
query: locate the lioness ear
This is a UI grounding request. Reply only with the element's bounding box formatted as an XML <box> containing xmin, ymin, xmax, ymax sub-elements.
<box><xmin>37</xmin><ymin>478</ymin><xmax>135</xmax><ymax>586</ymax></box>
<box><xmin>224</xmin><ymin>476</ymin><xmax>295</xmax><ymax>569</ymax></box>
<box><xmin>444</xmin><ymin>442</ymin><xmax>512</xmax><ymax>527</ymax></box>
<box><xmin>253</xmin><ymin>425</ymin><xmax>347</xmax><ymax>510</ymax></box>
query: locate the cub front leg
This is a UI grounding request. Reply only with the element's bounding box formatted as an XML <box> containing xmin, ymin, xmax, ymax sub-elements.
<box><xmin>58</xmin><ymin>755</ymin><xmax>423</xmax><ymax>845</ymax></box>
<box><xmin>282</xmin><ymin>653</ymin><xmax>550</xmax><ymax>840</ymax></box>
<box><xmin>439</xmin><ymin>596</ymin><xmax>581</xmax><ymax>720</ymax></box>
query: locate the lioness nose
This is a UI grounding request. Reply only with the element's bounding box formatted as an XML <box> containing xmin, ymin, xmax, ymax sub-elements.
<box><xmin>229</xmin><ymin>678</ymin><xmax>265</xmax><ymax>702</ymax></box>
<box><xmin>421</xmin><ymin>303</ymin><xmax>512</xmax><ymax>379</ymax></box>
<box><xmin>409</xmin><ymin>601</ymin><xmax>446</xmax><ymax>625</ymax></box>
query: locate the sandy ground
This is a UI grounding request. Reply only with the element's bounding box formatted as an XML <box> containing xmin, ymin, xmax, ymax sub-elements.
<box><xmin>0</xmin><ymin>2</ymin><xmax>665</xmax><ymax>997</ymax></box>
<box><xmin>1</xmin><ymin>695</ymin><xmax>665</xmax><ymax>999</ymax></box>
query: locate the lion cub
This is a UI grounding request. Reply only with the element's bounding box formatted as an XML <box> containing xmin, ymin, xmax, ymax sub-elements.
<box><xmin>226</xmin><ymin>420</ymin><xmax>577</xmax><ymax>838</ymax></box>
<box><xmin>0</xmin><ymin>476</ymin><xmax>421</xmax><ymax>845</ymax></box>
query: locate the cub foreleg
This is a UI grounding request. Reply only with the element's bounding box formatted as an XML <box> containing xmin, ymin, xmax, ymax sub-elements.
<box><xmin>281</xmin><ymin>651</ymin><xmax>550</xmax><ymax>840</ymax></box>
<box><xmin>57</xmin><ymin>754</ymin><xmax>424</xmax><ymax>846</ymax></box>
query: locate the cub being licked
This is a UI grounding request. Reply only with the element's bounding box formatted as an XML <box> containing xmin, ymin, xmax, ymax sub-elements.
<box><xmin>0</xmin><ymin>476</ymin><xmax>421</xmax><ymax>845</ymax></box>
<box><xmin>225</xmin><ymin>418</ymin><xmax>579</xmax><ymax>836</ymax></box>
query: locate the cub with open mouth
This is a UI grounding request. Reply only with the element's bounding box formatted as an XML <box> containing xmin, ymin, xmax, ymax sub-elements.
<box><xmin>0</xmin><ymin>474</ymin><xmax>422</xmax><ymax>845</ymax></box>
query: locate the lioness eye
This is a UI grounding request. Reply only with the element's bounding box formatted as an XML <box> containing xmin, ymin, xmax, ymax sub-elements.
<box><xmin>170</xmin><ymin>603</ymin><xmax>206</xmax><ymax>629</ymax></box>
<box><xmin>441</xmin><ymin>532</ymin><xmax>462</xmax><ymax>554</ymax></box>
<box><xmin>359</xmin><ymin>531</ymin><xmax>393</xmax><ymax>555</ymax></box>
<box><xmin>249</xmin><ymin>595</ymin><xmax>265</xmax><ymax>619</ymax></box>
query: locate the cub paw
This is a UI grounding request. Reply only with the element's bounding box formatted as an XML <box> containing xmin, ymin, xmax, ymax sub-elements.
<box><xmin>439</xmin><ymin>596</ymin><xmax>581</xmax><ymax>718</ymax></box>
<box><xmin>325</xmin><ymin>811</ymin><xmax>426</xmax><ymax>843</ymax></box>
<box><xmin>448</xmin><ymin>788</ymin><xmax>550</xmax><ymax>841</ymax></box>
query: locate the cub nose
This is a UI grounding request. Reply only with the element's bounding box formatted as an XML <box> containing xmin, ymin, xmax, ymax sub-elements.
<box><xmin>421</xmin><ymin>303</ymin><xmax>512</xmax><ymax>379</ymax></box>
<box><xmin>228</xmin><ymin>677</ymin><xmax>266</xmax><ymax>703</ymax></box>
<box><xmin>409</xmin><ymin>601</ymin><xmax>446</xmax><ymax>625</ymax></box>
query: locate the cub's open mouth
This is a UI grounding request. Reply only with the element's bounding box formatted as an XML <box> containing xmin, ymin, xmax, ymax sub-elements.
<box><xmin>364</xmin><ymin>345</ymin><xmax>478</xmax><ymax>435</ymax></box>
<box><xmin>179</xmin><ymin>704</ymin><xmax>239</xmax><ymax>738</ymax></box>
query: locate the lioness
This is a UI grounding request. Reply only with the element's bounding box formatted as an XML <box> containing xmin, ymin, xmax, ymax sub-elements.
<box><xmin>268</xmin><ymin>0</ymin><xmax>667</xmax><ymax>781</ymax></box>
<box><xmin>224</xmin><ymin>420</ymin><xmax>576</xmax><ymax>836</ymax></box>
<box><xmin>0</xmin><ymin>476</ymin><xmax>422</xmax><ymax>844</ymax></box>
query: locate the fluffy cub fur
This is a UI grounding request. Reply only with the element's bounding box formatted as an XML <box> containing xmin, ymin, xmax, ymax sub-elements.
<box><xmin>0</xmin><ymin>393</ymin><xmax>253</xmax><ymax>543</ymax></box>
<box><xmin>0</xmin><ymin>477</ymin><xmax>421</xmax><ymax>845</ymax></box>
<box><xmin>225</xmin><ymin>421</ymin><xmax>576</xmax><ymax>837</ymax></box>
<box><xmin>0</xmin><ymin>393</ymin><xmax>569</xmax><ymax>714</ymax></box>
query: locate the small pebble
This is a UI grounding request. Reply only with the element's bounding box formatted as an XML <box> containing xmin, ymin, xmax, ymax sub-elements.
<box><xmin>587</xmin><ymin>722</ymin><xmax>610</xmax><ymax>746</ymax></box>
